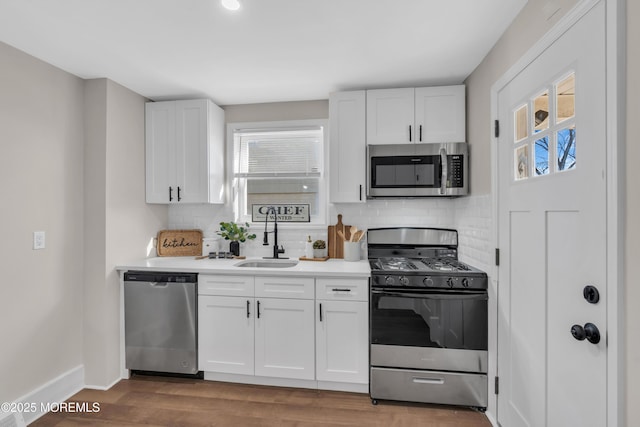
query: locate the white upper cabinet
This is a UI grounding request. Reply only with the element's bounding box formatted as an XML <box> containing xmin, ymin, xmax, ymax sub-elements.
<box><xmin>329</xmin><ymin>91</ymin><xmax>366</xmax><ymax>203</ymax></box>
<box><xmin>366</xmin><ymin>85</ymin><xmax>465</xmax><ymax>144</ymax></box>
<box><xmin>145</xmin><ymin>99</ymin><xmax>225</xmax><ymax>204</ymax></box>
<box><xmin>366</xmin><ymin>88</ymin><xmax>415</xmax><ymax>145</ymax></box>
<box><xmin>415</xmin><ymin>85</ymin><xmax>466</xmax><ymax>143</ymax></box>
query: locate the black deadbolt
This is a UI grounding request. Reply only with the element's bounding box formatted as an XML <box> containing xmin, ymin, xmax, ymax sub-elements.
<box><xmin>583</xmin><ymin>285</ymin><xmax>600</xmax><ymax>304</ymax></box>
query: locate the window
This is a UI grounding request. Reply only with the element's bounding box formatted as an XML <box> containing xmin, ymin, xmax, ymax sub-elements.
<box><xmin>229</xmin><ymin>120</ymin><xmax>327</xmax><ymax>225</ymax></box>
<box><xmin>512</xmin><ymin>71</ymin><xmax>575</xmax><ymax>181</ymax></box>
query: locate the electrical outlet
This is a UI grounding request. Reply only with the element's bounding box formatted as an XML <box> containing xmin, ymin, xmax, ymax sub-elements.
<box><xmin>33</xmin><ymin>231</ymin><xmax>45</xmax><ymax>250</ymax></box>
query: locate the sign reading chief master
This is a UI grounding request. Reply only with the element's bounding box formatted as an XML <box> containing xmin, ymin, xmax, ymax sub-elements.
<box><xmin>252</xmin><ymin>204</ymin><xmax>310</xmax><ymax>223</ymax></box>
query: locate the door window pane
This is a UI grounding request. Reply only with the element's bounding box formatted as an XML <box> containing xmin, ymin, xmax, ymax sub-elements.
<box><xmin>556</xmin><ymin>73</ymin><xmax>575</xmax><ymax>124</ymax></box>
<box><xmin>533</xmin><ymin>91</ymin><xmax>549</xmax><ymax>133</ymax></box>
<box><xmin>557</xmin><ymin>126</ymin><xmax>576</xmax><ymax>171</ymax></box>
<box><xmin>535</xmin><ymin>136</ymin><xmax>549</xmax><ymax>176</ymax></box>
<box><xmin>515</xmin><ymin>105</ymin><xmax>528</xmax><ymax>142</ymax></box>
<box><xmin>515</xmin><ymin>145</ymin><xmax>529</xmax><ymax>180</ymax></box>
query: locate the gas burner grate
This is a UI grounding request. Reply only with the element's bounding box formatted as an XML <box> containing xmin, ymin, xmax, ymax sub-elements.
<box><xmin>377</xmin><ymin>257</ymin><xmax>420</xmax><ymax>271</ymax></box>
<box><xmin>422</xmin><ymin>258</ymin><xmax>471</xmax><ymax>272</ymax></box>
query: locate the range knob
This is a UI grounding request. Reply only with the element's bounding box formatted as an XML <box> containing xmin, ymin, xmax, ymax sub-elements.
<box><xmin>446</xmin><ymin>277</ymin><xmax>457</xmax><ymax>288</ymax></box>
<box><xmin>462</xmin><ymin>278</ymin><xmax>470</xmax><ymax>288</ymax></box>
<box><xmin>384</xmin><ymin>276</ymin><xmax>395</xmax><ymax>286</ymax></box>
<box><xmin>399</xmin><ymin>276</ymin><xmax>409</xmax><ymax>286</ymax></box>
<box><xmin>423</xmin><ymin>277</ymin><xmax>434</xmax><ymax>287</ymax></box>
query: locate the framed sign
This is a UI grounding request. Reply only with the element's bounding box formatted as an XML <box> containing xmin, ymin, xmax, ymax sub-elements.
<box><xmin>252</xmin><ymin>204</ymin><xmax>310</xmax><ymax>223</ymax></box>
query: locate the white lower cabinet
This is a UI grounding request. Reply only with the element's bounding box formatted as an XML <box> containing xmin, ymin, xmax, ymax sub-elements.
<box><xmin>199</xmin><ymin>295</ymin><xmax>254</xmax><ymax>375</ymax></box>
<box><xmin>316</xmin><ymin>300</ymin><xmax>369</xmax><ymax>384</ymax></box>
<box><xmin>316</xmin><ymin>278</ymin><xmax>369</xmax><ymax>385</ymax></box>
<box><xmin>254</xmin><ymin>298</ymin><xmax>315</xmax><ymax>380</ymax></box>
<box><xmin>198</xmin><ymin>274</ymin><xmax>369</xmax><ymax>390</ymax></box>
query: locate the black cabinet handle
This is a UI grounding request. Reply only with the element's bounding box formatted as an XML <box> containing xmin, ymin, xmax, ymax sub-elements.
<box><xmin>359</xmin><ymin>184</ymin><xmax>362</xmax><ymax>201</ymax></box>
<box><xmin>332</xmin><ymin>288</ymin><xmax>352</xmax><ymax>292</ymax></box>
<box><xmin>257</xmin><ymin>300</ymin><xmax>261</xmax><ymax>319</ymax></box>
<box><xmin>319</xmin><ymin>303</ymin><xmax>323</xmax><ymax>322</ymax></box>
<box><xmin>246</xmin><ymin>300</ymin><xmax>250</xmax><ymax>318</ymax></box>
<box><xmin>409</xmin><ymin>125</ymin><xmax>412</xmax><ymax>142</ymax></box>
<box><xmin>169</xmin><ymin>186</ymin><xmax>173</xmax><ymax>202</ymax></box>
<box><xmin>419</xmin><ymin>125</ymin><xmax>423</xmax><ymax>142</ymax></box>
<box><xmin>177</xmin><ymin>186</ymin><xmax>182</xmax><ymax>202</ymax></box>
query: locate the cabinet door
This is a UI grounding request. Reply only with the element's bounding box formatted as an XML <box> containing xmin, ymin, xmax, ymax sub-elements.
<box><xmin>414</xmin><ymin>85</ymin><xmax>466</xmax><ymax>143</ymax></box>
<box><xmin>145</xmin><ymin>102</ymin><xmax>176</xmax><ymax>203</ymax></box>
<box><xmin>316</xmin><ymin>300</ymin><xmax>369</xmax><ymax>384</ymax></box>
<box><xmin>254</xmin><ymin>298</ymin><xmax>315</xmax><ymax>380</ymax></box>
<box><xmin>198</xmin><ymin>296</ymin><xmax>254</xmax><ymax>375</ymax></box>
<box><xmin>366</xmin><ymin>88</ymin><xmax>415</xmax><ymax>145</ymax></box>
<box><xmin>175</xmin><ymin>100</ymin><xmax>210</xmax><ymax>203</ymax></box>
<box><xmin>329</xmin><ymin>91</ymin><xmax>366</xmax><ymax>203</ymax></box>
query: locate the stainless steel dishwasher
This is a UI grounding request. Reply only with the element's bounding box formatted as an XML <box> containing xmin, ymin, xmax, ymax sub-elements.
<box><xmin>124</xmin><ymin>271</ymin><xmax>198</xmax><ymax>375</ymax></box>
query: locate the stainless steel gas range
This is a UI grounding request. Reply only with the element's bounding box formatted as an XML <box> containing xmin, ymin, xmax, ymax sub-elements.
<box><xmin>367</xmin><ymin>227</ymin><xmax>488</xmax><ymax>410</ymax></box>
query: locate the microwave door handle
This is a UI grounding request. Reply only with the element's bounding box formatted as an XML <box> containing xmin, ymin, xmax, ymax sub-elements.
<box><xmin>440</xmin><ymin>147</ymin><xmax>447</xmax><ymax>195</ymax></box>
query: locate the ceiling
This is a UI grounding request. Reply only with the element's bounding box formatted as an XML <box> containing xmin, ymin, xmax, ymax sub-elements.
<box><xmin>0</xmin><ymin>0</ymin><xmax>527</xmax><ymax>106</ymax></box>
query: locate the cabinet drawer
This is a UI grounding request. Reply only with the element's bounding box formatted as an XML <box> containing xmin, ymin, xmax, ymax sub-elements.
<box><xmin>255</xmin><ymin>276</ymin><xmax>314</xmax><ymax>299</ymax></box>
<box><xmin>316</xmin><ymin>278</ymin><xmax>368</xmax><ymax>301</ymax></box>
<box><xmin>199</xmin><ymin>274</ymin><xmax>254</xmax><ymax>296</ymax></box>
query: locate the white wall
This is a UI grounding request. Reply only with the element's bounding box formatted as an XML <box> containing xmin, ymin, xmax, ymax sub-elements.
<box><xmin>0</xmin><ymin>41</ymin><xmax>85</xmax><ymax>401</ymax></box>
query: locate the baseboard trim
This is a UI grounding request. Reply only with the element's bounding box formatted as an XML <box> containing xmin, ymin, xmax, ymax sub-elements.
<box><xmin>15</xmin><ymin>365</ymin><xmax>85</xmax><ymax>425</ymax></box>
<box><xmin>84</xmin><ymin>375</ymin><xmax>121</xmax><ymax>392</ymax></box>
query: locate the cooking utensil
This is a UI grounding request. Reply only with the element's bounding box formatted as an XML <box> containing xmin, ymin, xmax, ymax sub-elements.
<box><xmin>350</xmin><ymin>225</ymin><xmax>358</xmax><ymax>242</ymax></box>
<box><xmin>328</xmin><ymin>214</ymin><xmax>351</xmax><ymax>258</ymax></box>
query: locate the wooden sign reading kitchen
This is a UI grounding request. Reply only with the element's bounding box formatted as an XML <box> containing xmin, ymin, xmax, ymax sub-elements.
<box><xmin>157</xmin><ymin>229</ymin><xmax>203</xmax><ymax>256</ymax></box>
<box><xmin>252</xmin><ymin>204</ymin><xmax>310</xmax><ymax>222</ymax></box>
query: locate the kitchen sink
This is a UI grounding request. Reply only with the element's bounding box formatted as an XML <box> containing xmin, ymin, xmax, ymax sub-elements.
<box><xmin>234</xmin><ymin>259</ymin><xmax>299</xmax><ymax>268</ymax></box>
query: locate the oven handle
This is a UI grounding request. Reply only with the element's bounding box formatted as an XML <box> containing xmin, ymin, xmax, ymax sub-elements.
<box><xmin>371</xmin><ymin>289</ymin><xmax>487</xmax><ymax>301</ymax></box>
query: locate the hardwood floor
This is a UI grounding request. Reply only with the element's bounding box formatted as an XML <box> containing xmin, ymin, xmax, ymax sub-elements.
<box><xmin>32</xmin><ymin>375</ymin><xmax>492</xmax><ymax>427</ymax></box>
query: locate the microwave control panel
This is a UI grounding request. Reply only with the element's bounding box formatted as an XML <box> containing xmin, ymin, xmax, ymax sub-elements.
<box><xmin>447</xmin><ymin>155</ymin><xmax>464</xmax><ymax>188</ymax></box>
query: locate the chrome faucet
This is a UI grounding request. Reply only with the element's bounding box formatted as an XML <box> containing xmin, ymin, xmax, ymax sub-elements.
<box><xmin>262</xmin><ymin>206</ymin><xmax>287</xmax><ymax>259</ymax></box>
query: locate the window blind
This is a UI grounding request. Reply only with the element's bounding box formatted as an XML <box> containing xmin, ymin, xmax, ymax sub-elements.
<box><xmin>234</xmin><ymin>128</ymin><xmax>323</xmax><ymax>177</ymax></box>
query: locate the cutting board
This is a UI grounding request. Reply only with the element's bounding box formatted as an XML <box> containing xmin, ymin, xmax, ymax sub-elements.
<box><xmin>157</xmin><ymin>229</ymin><xmax>203</xmax><ymax>257</ymax></box>
<box><xmin>327</xmin><ymin>214</ymin><xmax>352</xmax><ymax>259</ymax></box>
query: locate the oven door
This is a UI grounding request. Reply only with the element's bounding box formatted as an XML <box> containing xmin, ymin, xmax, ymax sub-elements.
<box><xmin>370</xmin><ymin>288</ymin><xmax>487</xmax><ymax>373</ymax></box>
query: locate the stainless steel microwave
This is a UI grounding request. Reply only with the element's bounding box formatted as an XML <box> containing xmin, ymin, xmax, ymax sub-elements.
<box><xmin>367</xmin><ymin>142</ymin><xmax>468</xmax><ymax>198</ymax></box>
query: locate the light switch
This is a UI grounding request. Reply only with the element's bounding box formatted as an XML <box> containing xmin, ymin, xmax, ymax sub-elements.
<box><xmin>33</xmin><ymin>231</ymin><xmax>45</xmax><ymax>250</ymax></box>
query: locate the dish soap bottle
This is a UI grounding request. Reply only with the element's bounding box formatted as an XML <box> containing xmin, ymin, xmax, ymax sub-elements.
<box><xmin>305</xmin><ymin>235</ymin><xmax>314</xmax><ymax>259</ymax></box>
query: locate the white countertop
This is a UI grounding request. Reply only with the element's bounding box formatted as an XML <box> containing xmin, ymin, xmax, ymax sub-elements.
<box><xmin>116</xmin><ymin>256</ymin><xmax>371</xmax><ymax>278</ymax></box>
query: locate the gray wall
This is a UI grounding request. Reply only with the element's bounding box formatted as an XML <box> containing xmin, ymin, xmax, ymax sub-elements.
<box><xmin>83</xmin><ymin>78</ymin><xmax>167</xmax><ymax>387</ymax></box>
<box><xmin>0</xmin><ymin>41</ymin><xmax>167</xmax><ymax>402</ymax></box>
<box><xmin>0</xmin><ymin>41</ymin><xmax>85</xmax><ymax>401</ymax></box>
<box><xmin>626</xmin><ymin>0</ymin><xmax>638</xmax><ymax>424</ymax></box>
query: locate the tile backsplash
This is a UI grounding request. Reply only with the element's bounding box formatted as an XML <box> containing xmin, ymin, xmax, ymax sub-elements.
<box><xmin>168</xmin><ymin>195</ymin><xmax>492</xmax><ymax>266</ymax></box>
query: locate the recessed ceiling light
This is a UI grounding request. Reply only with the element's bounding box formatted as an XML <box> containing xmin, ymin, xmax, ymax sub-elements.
<box><xmin>221</xmin><ymin>0</ymin><xmax>240</xmax><ymax>11</ymax></box>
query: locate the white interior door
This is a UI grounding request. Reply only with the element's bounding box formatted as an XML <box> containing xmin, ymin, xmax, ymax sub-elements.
<box><xmin>496</xmin><ymin>3</ymin><xmax>607</xmax><ymax>427</ymax></box>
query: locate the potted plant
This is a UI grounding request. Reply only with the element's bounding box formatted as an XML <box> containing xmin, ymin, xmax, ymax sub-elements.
<box><xmin>217</xmin><ymin>221</ymin><xmax>256</xmax><ymax>256</ymax></box>
<box><xmin>312</xmin><ymin>239</ymin><xmax>327</xmax><ymax>258</ymax></box>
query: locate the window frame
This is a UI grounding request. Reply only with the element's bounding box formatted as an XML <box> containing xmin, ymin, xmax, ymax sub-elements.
<box><xmin>226</xmin><ymin>119</ymin><xmax>329</xmax><ymax>229</ymax></box>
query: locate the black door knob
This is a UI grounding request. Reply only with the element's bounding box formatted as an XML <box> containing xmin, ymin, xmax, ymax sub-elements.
<box><xmin>584</xmin><ymin>322</ymin><xmax>601</xmax><ymax>344</ymax></box>
<box><xmin>571</xmin><ymin>323</ymin><xmax>601</xmax><ymax>344</ymax></box>
<box><xmin>571</xmin><ymin>324</ymin><xmax>586</xmax><ymax>341</ymax></box>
